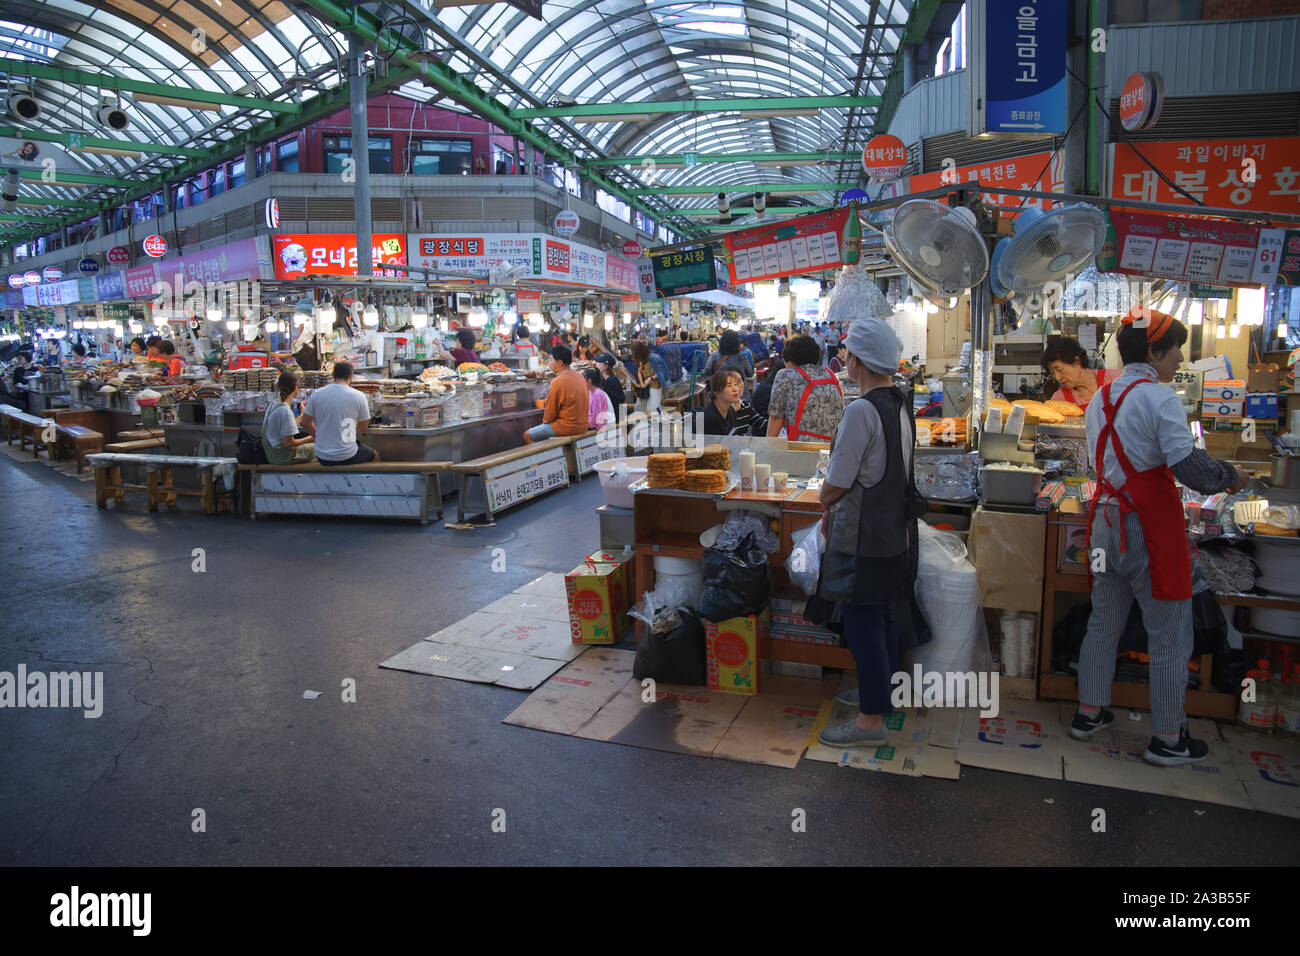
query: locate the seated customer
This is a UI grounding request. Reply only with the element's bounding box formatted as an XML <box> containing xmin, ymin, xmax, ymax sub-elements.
<box><xmin>594</xmin><ymin>353</ymin><xmax>626</xmax><ymax>419</ymax></box>
<box><xmin>584</xmin><ymin>367</ymin><xmax>616</xmax><ymax>430</ymax></box>
<box><xmin>752</xmin><ymin>357</ymin><xmax>784</xmax><ymax>420</ymax></box>
<box><xmin>300</xmin><ymin>361</ymin><xmax>380</xmax><ymax>466</ymax></box>
<box><xmin>261</xmin><ymin>371</ymin><xmax>315</xmax><ymax>464</ymax></box>
<box><xmin>524</xmin><ymin>345</ymin><xmax>588</xmax><ymax>443</ymax></box>
<box><xmin>702</xmin><ymin>369</ymin><xmax>762</xmax><ymax>436</ymax></box>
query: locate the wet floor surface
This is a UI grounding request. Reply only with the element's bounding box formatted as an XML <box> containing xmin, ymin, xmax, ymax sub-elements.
<box><xmin>1</xmin><ymin>455</ymin><xmax>1297</xmax><ymax>866</ymax></box>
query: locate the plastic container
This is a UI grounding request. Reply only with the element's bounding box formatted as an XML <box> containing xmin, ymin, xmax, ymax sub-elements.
<box><xmin>653</xmin><ymin>553</ymin><xmax>704</xmax><ymax>609</ymax></box>
<box><xmin>1237</xmin><ymin>659</ymin><xmax>1275</xmax><ymax>736</ymax></box>
<box><xmin>1276</xmin><ymin>664</ymin><xmax>1300</xmax><ymax>741</ymax></box>
<box><xmin>980</xmin><ymin>464</ymin><xmax>1044</xmax><ymax>505</ymax></box>
<box><xmin>594</xmin><ymin>456</ymin><xmax>647</xmax><ymax>509</ymax></box>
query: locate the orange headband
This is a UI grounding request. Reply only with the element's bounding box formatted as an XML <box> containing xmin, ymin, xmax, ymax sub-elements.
<box><xmin>1122</xmin><ymin>305</ymin><xmax>1175</xmax><ymax>341</ymax></box>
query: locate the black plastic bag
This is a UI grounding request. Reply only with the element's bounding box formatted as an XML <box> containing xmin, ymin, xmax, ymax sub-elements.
<box><xmin>236</xmin><ymin>426</ymin><xmax>267</xmax><ymax>465</ymax></box>
<box><xmin>633</xmin><ymin>607</ymin><xmax>706</xmax><ymax>685</ymax></box>
<box><xmin>699</xmin><ymin>531</ymin><xmax>770</xmax><ymax>622</ymax></box>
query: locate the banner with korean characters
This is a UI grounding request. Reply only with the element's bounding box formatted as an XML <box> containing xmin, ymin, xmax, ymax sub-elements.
<box><xmin>650</xmin><ymin>245</ymin><xmax>718</xmax><ymax>297</ymax></box>
<box><xmin>411</xmin><ymin>233</ymin><xmax>533</xmax><ymax>279</ymax></box>
<box><xmin>484</xmin><ymin>447</ymin><xmax>569</xmax><ymax>514</ymax></box>
<box><xmin>908</xmin><ymin>150</ymin><xmax>1064</xmax><ymax>215</ymax></box>
<box><xmin>603</xmin><ymin>252</ymin><xmax>639</xmax><ymax>293</ymax></box>
<box><xmin>1253</xmin><ymin>228</ymin><xmax>1300</xmax><ymax>286</ymax></box>
<box><xmin>272</xmin><ymin>233</ymin><xmax>406</xmax><ymax>279</ymax></box>
<box><xmin>574</xmin><ymin>432</ymin><xmax>619</xmax><ymax>476</ymax></box>
<box><xmin>721</xmin><ymin>206</ymin><xmax>854</xmax><ymax>284</ymax></box>
<box><xmin>515</xmin><ymin>289</ymin><xmax>541</xmax><ymax>312</ymax></box>
<box><xmin>1111</xmin><ymin>137</ymin><xmax>1300</xmax><ymax>216</ymax></box>
<box><xmin>1110</xmin><ymin>211</ymin><xmax>1262</xmax><ymax>287</ymax></box>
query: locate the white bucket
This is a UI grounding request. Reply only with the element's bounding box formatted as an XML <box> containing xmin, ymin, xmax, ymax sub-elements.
<box><xmin>654</xmin><ymin>554</ymin><xmax>704</xmax><ymax>609</ymax></box>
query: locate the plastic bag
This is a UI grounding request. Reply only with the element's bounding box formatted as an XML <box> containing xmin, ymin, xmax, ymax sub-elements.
<box><xmin>628</xmin><ymin>576</ymin><xmax>694</xmax><ymax>628</ymax></box>
<box><xmin>785</xmin><ymin>523</ymin><xmax>824</xmax><ymax>597</ymax></box>
<box><xmin>632</xmin><ymin>606</ymin><xmax>706</xmax><ymax>685</ymax></box>
<box><xmin>909</xmin><ymin>523</ymin><xmax>993</xmax><ymax>677</ymax></box>
<box><xmin>699</xmin><ymin>531</ymin><xmax>771</xmax><ymax>622</ymax></box>
<box><xmin>716</xmin><ymin>509</ymin><xmax>779</xmax><ymax>553</ymax></box>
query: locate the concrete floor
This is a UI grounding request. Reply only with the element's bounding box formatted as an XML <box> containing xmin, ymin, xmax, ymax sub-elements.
<box><xmin>1</xmin><ymin>454</ymin><xmax>1297</xmax><ymax>867</ymax></box>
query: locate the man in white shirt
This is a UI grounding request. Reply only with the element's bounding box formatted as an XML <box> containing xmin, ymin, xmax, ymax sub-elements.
<box><xmin>300</xmin><ymin>361</ymin><xmax>380</xmax><ymax>466</ymax></box>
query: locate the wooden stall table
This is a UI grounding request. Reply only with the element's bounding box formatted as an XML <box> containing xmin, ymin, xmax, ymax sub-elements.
<box><xmin>631</xmin><ymin>481</ymin><xmax>855</xmax><ymax>670</ymax></box>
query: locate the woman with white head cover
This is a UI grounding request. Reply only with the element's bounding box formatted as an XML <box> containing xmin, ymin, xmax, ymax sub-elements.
<box><xmin>815</xmin><ymin>318</ymin><xmax>925</xmax><ymax>749</ymax></box>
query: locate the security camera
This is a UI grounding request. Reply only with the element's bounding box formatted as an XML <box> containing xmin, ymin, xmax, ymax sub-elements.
<box><xmin>717</xmin><ymin>192</ymin><xmax>730</xmax><ymax>216</ymax></box>
<box><xmin>5</xmin><ymin>88</ymin><xmax>39</xmax><ymax>122</ymax></box>
<box><xmin>1</xmin><ymin>169</ymin><xmax>18</xmax><ymax>213</ymax></box>
<box><xmin>96</xmin><ymin>98</ymin><xmax>129</xmax><ymax>131</ymax></box>
<box><xmin>753</xmin><ymin>192</ymin><xmax>766</xmax><ymax>214</ymax></box>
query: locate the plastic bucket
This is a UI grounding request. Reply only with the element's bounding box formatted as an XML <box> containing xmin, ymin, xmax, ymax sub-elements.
<box><xmin>594</xmin><ymin>456</ymin><xmax>647</xmax><ymax>509</ymax></box>
<box><xmin>653</xmin><ymin>554</ymin><xmax>704</xmax><ymax>608</ymax></box>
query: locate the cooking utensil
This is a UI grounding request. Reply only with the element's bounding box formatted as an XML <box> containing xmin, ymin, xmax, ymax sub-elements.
<box><xmin>1272</xmin><ymin>454</ymin><xmax>1300</xmax><ymax>491</ymax></box>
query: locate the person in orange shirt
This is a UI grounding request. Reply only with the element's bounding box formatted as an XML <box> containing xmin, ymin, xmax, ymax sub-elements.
<box><xmin>523</xmin><ymin>345</ymin><xmax>589</xmax><ymax>443</ymax></box>
<box><xmin>158</xmin><ymin>340</ymin><xmax>185</xmax><ymax>377</ymax></box>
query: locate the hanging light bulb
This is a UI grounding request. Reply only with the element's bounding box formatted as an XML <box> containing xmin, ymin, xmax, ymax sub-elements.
<box><xmin>604</xmin><ymin>312</ymin><xmax>614</xmax><ymax>331</ymax></box>
<box><xmin>206</xmin><ymin>307</ymin><xmax>223</xmax><ymax>323</ymax></box>
<box><xmin>266</xmin><ymin>319</ymin><xmax>280</xmax><ymax>334</ymax></box>
<box><xmin>925</xmin><ymin>299</ymin><xmax>939</xmax><ymax>314</ymax></box>
<box><xmin>439</xmin><ymin>317</ymin><xmax>450</xmax><ymax>333</ymax></box>
<box><xmin>583</xmin><ymin>311</ymin><xmax>595</xmax><ymax>329</ymax></box>
<box><xmin>362</xmin><ymin>305</ymin><xmax>379</xmax><ymax>327</ymax></box>
<box><xmin>1186</xmin><ymin>302</ymin><xmax>1203</xmax><ymax>326</ymax></box>
<box><xmin>226</xmin><ymin>319</ymin><xmax>239</xmax><ymax>332</ymax></box>
<box><xmin>411</xmin><ymin>297</ymin><xmax>429</xmax><ymax>329</ymax></box>
<box><xmin>622</xmin><ymin>312</ymin><xmax>633</xmax><ymax>324</ymax></box>
<box><xmin>1231</xmin><ymin>323</ymin><xmax>1241</xmax><ymax>338</ymax></box>
<box><xmin>1277</xmin><ymin>320</ymin><xmax>1288</xmax><ymax>338</ymax></box>
<box><xmin>1215</xmin><ymin>323</ymin><xmax>1225</xmax><ymax>339</ymax></box>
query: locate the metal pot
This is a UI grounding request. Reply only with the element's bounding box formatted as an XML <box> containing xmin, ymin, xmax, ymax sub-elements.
<box><xmin>1272</xmin><ymin>454</ymin><xmax>1300</xmax><ymax>490</ymax></box>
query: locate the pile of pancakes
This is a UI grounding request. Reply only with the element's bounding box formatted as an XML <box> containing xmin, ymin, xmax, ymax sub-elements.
<box><xmin>647</xmin><ymin>453</ymin><xmax>687</xmax><ymax>488</ymax></box>
<box><xmin>697</xmin><ymin>444</ymin><xmax>730</xmax><ymax>471</ymax></box>
<box><xmin>683</xmin><ymin>469</ymin><xmax>727</xmax><ymax>493</ymax></box>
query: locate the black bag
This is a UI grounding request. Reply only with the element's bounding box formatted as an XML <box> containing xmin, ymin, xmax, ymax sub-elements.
<box><xmin>635</xmin><ymin>386</ymin><xmax>650</xmax><ymax>400</ymax></box>
<box><xmin>632</xmin><ymin>607</ymin><xmax>706</xmax><ymax>685</ymax></box>
<box><xmin>236</xmin><ymin>426</ymin><xmax>267</xmax><ymax>465</ymax></box>
<box><xmin>699</xmin><ymin>531</ymin><xmax>771</xmax><ymax>622</ymax></box>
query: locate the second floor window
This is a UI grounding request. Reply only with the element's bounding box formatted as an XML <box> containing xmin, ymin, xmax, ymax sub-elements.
<box><xmin>277</xmin><ymin>138</ymin><xmax>299</xmax><ymax>173</ymax></box>
<box><xmin>324</xmin><ymin>134</ymin><xmax>393</xmax><ymax>174</ymax></box>
<box><xmin>411</xmin><ymin>137</ymin><xmax>472</xmax><ymax>175</ymax></box>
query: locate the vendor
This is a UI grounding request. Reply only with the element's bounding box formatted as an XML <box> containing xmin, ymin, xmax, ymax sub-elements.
<box><xmin>766</xmin><ymin>333</ymin><xmax>844</xmax><ymax>442</ymax></box>
<box><xmin>158</xmin><ymin>340</ymin><xmax>185</xmax><ymax>377</ymax></box>
<box><xmin>128</xmin><ymin>337</ymin><xmax>148</xmax><ymax>365</ymax></box>
<box><xmin>594</xmin><ymin>353</ymin><xmax>626</xmax><ymax>418</ymax></box>
<box><xmin>261</xmin><ymin>371</ymin><xmax>315</xmax><ymax>464</ymax></box>
<box><xmin>817</xmin><ymin>318</ymin><xmax>921</xmax><ymax>749</ymax></box>
<box><xmin>1041</xmin><ymin>335</ymin><xmax>1119</xmax><ymax>410</ymax></box>
<box><xmin>513</xmin><ymin>326</ymin><xmax>539</xmax><ymax>357</ymax></box>
<box><xmin>1074</xmin><ymin>306</ymin><xmax>1248</xmax><ymax>767</ymax></box>
<box><xmin>444</xmin><ymin>329</ymin><xmax>479</xmax><ymax>365</ymax></box>
<box><xmin>702</xmin><ymin>369</ymin><xmax>762</xmax><ymax>436</ymax></box>
<box><xmin>10</xmin><ymin>351</ymin><xmax>35</xmax><ymax>390</ymax></box>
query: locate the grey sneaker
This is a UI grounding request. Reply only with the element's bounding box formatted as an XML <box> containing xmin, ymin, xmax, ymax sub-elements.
<box><xmin>818</xmin><ymin>719</ymin><xmax>889</xmax><ymax>748</ymax></box>
<box><xmin>835</xmin><ymin>686</ymin><xmax>859</xmax><ymax>708</ymax></box>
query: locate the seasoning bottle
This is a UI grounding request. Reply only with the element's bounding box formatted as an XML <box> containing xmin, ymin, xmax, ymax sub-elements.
<box><xmin>1237</xmin><ymin>659</ymin><xmax>1275</xmax><ymax>737</ymax></box>
<box><xmin>1276</xmin><ymin>664</ymin><xmax>1300</xmax><ymax>742</ymax></box>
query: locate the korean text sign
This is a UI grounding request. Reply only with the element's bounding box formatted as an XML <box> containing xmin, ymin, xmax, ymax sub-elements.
<box><xmin>1111</xmin><ymin>137</ymin><xmax>1300</xmax><ymax>216</ymax></box>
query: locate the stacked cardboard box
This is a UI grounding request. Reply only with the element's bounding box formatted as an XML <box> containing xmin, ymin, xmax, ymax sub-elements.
<box><xmin>769</xmin><ymin>594</ymin><xmax>839</xmax><ymax>646</ymax></box>
<box><xmin>705</xmin><ymin>611</ymin><xmax>768</xmax><ymax>695</ymax></box>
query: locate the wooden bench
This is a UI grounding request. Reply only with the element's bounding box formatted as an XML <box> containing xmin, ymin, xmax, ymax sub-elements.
<box><xmin>104</xmin><ymin>438</ymin><xmax>166</xmax><ymax>453</ymax></box>
<box><xmin>237</xmin><ymin>461</ymin><xmax>449</xmax><ymax>525</ymax></box>
<box><xmin>56</xmin><ymin>424</ymin><xmax>104</xmax><ymax>473</ymax></box>
<box><xmin>450</xmin><ymin>437</ymin><xmax>575</xmax><ymax>522</ymax></box>
<box><xmin>1</xmin><ymin>406</ymin><xmax>56</xmax><ymax>458</ymax></box>
<box><xmin>88</xmin><ymin>453</ymin><xmax>238</xmax><ymax>515</ymax></box>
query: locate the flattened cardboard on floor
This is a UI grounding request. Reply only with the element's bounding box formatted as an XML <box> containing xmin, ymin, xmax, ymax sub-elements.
<box><xmin>710</xmin><ymin>674</ymin><xmax>839</xmax><ymax>769</ymax></box>
<box><xmin>955</xmin><ymin>700</ymin><xmax>1066</xmax><ymax>780</ymax></box>
<box><xmin>1215</xmin><ymin>727</ymin><xmax>1300</xmax><ymax>818</ymax></box>
<box><xmin>380</xmin><ymin>639</ymin><xmax>567</xmax><ymax>690</ymax></box>
<box><xmin>480</xmin><ymin>592</ymin><xmax>574</xmax><ymax>623</ymax></box>
<box><xmin>425</xmin><ymin>611</ymin><xmax>517</xmax><ymax>649</ymax></box>
<box><xmin>425</xmin><ymin>611</ymin><xmax>583</xmax><ymax>661</ymax></box>
<box><xmin>503</xmin><ymin>647</ymin><xmax>634</xmax><ymax>735</ymax></box>
<box><xmin>576</xmin><ymin>678</ymin><xmax>747</xmax><ymax>756</ymax></box>
<box><xmin>1061</xmin><ymin>709</ymin><xmax>1250</xmax><ymax>810</ymax></box>
<box><xmin>804</xmin><ymin>701</ymin><xmax>942</xmax><ymax>777</ymax></box>
<box><xmin>512</xmin><ymin>572</ymin><xmax>570</xmax><ymax>599</ymax></box>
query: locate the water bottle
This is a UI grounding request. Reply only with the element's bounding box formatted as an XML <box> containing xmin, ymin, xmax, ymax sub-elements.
<box><xmin>405</xmin><ymin>408</ymin><xmax>415</xmax><ymax>430</ymax></box>
<box><xmin>1236</xmin><ymin>659</ymin><xmax>1275</xmax><ymax>737</ymax></box>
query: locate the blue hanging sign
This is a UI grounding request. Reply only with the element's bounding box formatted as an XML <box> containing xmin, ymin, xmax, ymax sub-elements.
<box><xmin>980</xmin><ymin>0</ymin><xmax>1067</xmax><ymax>136</ymax></box>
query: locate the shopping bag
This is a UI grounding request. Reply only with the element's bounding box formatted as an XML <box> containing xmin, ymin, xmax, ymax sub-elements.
<box><xmin>785</xmin><ymin>522</ymin><xmax>824</xmax><ymax>597</ymax></box>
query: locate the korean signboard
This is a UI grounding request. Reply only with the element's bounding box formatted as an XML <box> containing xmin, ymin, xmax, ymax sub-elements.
<box><xmin>720</xmin><ymin>206</ymin><xmax>856</xmax><ymax>284</ymax></box>
<box><xmin>1110</xmin><ymin>211</ymin><xmax>1262</xmax><ymax>287</ymax></box>
<box><xmin>273</xmin><ymin>234</ymin><xmax>407</xmax><ymax>279</ymax></box>
<box><xmin>603</xmin><ymin>252</ymin><xmax>639</xmax><ymax>293</ymax></box>
<box><xmin>409</xmin><ymin>233</ymin><xmax>617</xmax><ymax>289</ymax></box>
<box><xmin>1111</xmin><ymin>137</ymin><xmax>1300</xmax><ymax>216</ymax></box>
<box><xmin>484</xmin><ymin>448</ymin><xmax>570</xmax><ymax>513</ymax></box>
<box><xmin>650</xmin><ymin>246</ymin><xmax>718</xmax><ymax>298</ymax></box>
<box><xmin>862</xmin><ymin>134</ymin><xmax>907</xmax><ymax>182</ymax></box>
<box><xmin>908</xmin><ymin>150</ymin><xmax>1064</xmax><ymax>214</ymax></box>
<box><xmin>969</xmin><ymin>0</ymin><xmax>1068</xmax><ymax>137</ymax></box>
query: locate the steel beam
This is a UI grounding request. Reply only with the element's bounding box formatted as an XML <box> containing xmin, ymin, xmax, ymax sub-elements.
<box><xmin>585</xmin><ymin>151</ymin><xmax>858</xmax><ymax>168</ymax></box>
<box><xmin>4</xmin><ymin>61</ymin><xmax>299</xmax><ymax>114</ymax></box>
<box><xmin>512</xmin><ymin>95</ymin><xmax>882</xmax><ymax>119</ymax></box>
<box><xmin>630</xmin><ymin>183</ymin><xmax>855</xmax><ymax>196</ymax></box>
<box><xmin>0</xmin><ymin>126</ymin><xmax>207</xmax><ymax>159</ymax></box>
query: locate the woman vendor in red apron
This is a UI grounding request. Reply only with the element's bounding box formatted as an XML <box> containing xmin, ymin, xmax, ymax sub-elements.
<box><xmin>1041</xmin><ymin>335</ymin><xmax>1120</xmax><ymax>410</ymax></box>
<box><xmin>766</xmin><ymin>333</ymin><xmax>845</xmax><ymax>442</ymax></box>
<box><xmin>1071</xmin><ymin>306</ymin><xmax>1248</xmax><ymax>766</ymax></box>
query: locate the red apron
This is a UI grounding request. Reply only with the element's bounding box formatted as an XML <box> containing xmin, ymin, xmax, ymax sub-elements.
<box><xmin>787</xmin><ymin>366</ymin><xmax>843</xmax><ymax>442</ymax></box>
<box><xmin>1086</xmin><ymin>378</ymin><xmax>1193</xmax><ymax>601</ymax></box>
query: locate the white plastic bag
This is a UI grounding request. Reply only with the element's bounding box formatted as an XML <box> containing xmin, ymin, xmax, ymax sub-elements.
<box><xmin>785</xmin><ymin>522</ymin><xmax>825</xmax><ymax>597</ymax></box>
<box><xmin>910</xmin><ymin>523</ymin><xmax>994</xmax><ymax>680</ymax></box>
<box><xmin>628</xmin><ymin>577</ymin><xmax>693</xmax><ymax>628</ymax></box>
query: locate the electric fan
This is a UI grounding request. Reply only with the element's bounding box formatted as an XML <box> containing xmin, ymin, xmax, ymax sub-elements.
<box><xmin>882</xmin><ymin>199</ymin><xmax>989</xmax><ymax>297</ymax></box>
<box><xmin>990</xmin><ymin>203</ymin><xmax>1108</xmax><ymax>299</ymax></box>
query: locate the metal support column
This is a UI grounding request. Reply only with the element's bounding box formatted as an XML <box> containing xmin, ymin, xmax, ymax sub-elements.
<box><xmin>244</xmin><ymin>143</ymin><xmax>256</xmax><ymax>180</ymax></box>
<box><xmin>349</xmin><ymin>34</ymin><xmax>373</xmax><ymax>277</ymax></box>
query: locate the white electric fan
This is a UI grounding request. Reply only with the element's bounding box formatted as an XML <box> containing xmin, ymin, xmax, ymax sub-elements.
<box><xmin>882</xmin><ymin>199</ymin><xmax>989</xmax><ymax>298</ymax></box>
<box><xmin>989</xmin><ymin>203</ymin><xmax>1108</xmax><ymax>300</ymax></box>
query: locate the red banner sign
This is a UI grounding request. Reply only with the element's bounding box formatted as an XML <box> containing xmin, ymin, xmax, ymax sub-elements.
<box><xmin>272</xmin><ymin>233</ymin><xmax>407</xmax><ymax>278</ymax></box>
<box><xmin>721</xmin><ymin>206</ymin><xmax>855</xmax><ymax>284</ymax></box>
<box><xmin>1111</xmin><ymin>137</ymin><xmax>1300</xmax><ymax>216</ymax></box>
<box><xmin>909</xmin><ymin>150</ymin><xmax>1063</xmax><ymax>214</ymax></box>
<box><xmin>1110</xmin><ymin>211</ymin><xmax>1262</xmax><ymax>287</ymax></box>
<box><xmin>516</xmin><ymin>289</ymin><xmax>541</xmax><ymax>312</ymax></box>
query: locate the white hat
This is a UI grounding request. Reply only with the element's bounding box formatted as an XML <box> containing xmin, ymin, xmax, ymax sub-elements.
<box><xmin>844</xmin><ymin>318</ymin><xmax>902</xmax><ymax>375</ymax></box>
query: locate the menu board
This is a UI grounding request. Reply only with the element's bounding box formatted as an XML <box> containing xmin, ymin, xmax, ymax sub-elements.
<box><xmin>721</xmin><ymin>206</ymin><xmax>855</xmax><ymax>285</ymax></box>
<box><xmin>1110</xmin><ymin>211</ymin><xmax>1262</xmax><ymax>288</ymax></box>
